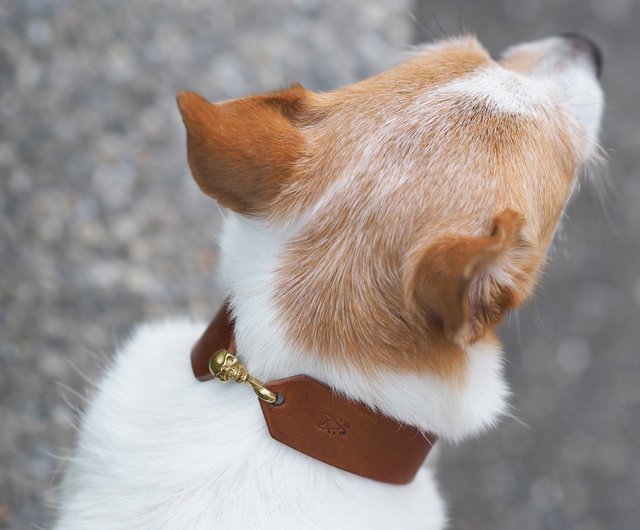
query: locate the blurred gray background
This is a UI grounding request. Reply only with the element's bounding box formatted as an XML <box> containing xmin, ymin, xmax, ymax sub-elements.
<box><xmin>1</xmin><ymin>0</ymin><xmax>638</xmax><ymax>529</ymax></box>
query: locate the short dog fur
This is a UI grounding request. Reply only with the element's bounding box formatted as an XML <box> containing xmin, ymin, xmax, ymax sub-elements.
<box><xmin>57</xmin><ymin>35</ymin><xmax>604</xmax><ymax>529</ymax></box>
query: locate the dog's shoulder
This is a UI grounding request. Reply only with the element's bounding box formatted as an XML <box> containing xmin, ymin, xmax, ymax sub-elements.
<box><xmin>56</xmin><ymin>318</ymin><xmax>261</xmax><ymax>529</ymax></box>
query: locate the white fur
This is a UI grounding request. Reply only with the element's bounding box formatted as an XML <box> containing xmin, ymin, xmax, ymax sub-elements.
<box><xmin>56</xmin><ymin>319</ymin><xmax>446</xmax><ymax>530</ymax></box>
<box><xmin>434</xmin><ymin>65</ymin><xmax>547</xmax><ymax>116</ymax></box>
<box><xmin>501</xmin><ymin>36</ymin><xmax>604</xmax><ymax>157</ymax></box>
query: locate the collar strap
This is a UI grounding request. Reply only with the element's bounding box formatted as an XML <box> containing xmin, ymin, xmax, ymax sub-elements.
<box><xmin>191</xmin><ymin>302</ymin><xmax>437</xmax><ymax>485</ymax></box>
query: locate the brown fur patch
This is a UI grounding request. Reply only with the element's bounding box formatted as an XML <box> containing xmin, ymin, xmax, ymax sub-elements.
<box><xmin>272</xmin><ymin>39</ymin><xmax>579</xmax><ymax>378</ymax></box>
<box><xmin>499</xmin><ymin>48</ymin><xmax>548</xmax><ymax>75</ymax></box>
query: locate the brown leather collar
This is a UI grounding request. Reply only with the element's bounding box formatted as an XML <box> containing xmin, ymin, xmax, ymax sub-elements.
<box><xmin>192</xmin><ymin>302</ymin><xmax>437</xmax><ymax>485</ymax></box>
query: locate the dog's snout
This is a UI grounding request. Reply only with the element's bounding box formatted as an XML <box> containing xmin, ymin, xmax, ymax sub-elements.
<box><xmin>559</xmin><ymin>33</ymin><xmax>603</xmax><ymax>78</ymax></box>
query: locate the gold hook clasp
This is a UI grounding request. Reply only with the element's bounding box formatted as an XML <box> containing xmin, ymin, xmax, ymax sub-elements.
<box><xmin>208</xmin><ymin>349</ymin><xmax>279</xmax><ymax>404</ymax></box>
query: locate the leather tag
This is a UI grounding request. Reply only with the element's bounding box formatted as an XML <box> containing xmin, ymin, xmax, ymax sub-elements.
<box><xmin>259</xmin><ymin>375</ymin><xmax>436</xmax><ymax>485</ymax></box>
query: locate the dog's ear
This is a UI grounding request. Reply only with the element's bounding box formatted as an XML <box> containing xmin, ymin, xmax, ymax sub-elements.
<box><xmin>404</xmin><ymin>209</ymin><xmax>527</xmax><ymax>346</ymax></box>
<box><xmin>176</xmin><ymin>85</ymin><xmax>308</xmax><ymax>215</ymax></box>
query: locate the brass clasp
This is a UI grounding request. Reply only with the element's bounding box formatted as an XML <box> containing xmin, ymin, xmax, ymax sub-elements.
<box><xmin>208</xmin><ymin>349</ymin><xmax>279</xmax><ymax>404</ymax></box>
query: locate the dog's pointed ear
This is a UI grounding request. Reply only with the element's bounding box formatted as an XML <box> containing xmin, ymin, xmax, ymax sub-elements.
<box><xmin>404</xmin><ymin>209</ymin><xmax>527</xmax><ymax>346</ymax></box>
<box><xmin>176</xmin><ymin>84</ymin><xmax>309</xmax><ymax>215</ymax></box>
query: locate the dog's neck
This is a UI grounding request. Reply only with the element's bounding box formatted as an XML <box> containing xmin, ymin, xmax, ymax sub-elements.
<box><xmin>219</xmin><ymin>213</ymin><xmax>510</xmax><ymax>442</ymax></box>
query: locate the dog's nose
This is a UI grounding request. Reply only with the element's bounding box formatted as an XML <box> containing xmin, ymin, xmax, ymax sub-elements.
<box><xmin>560</xmin><ymin>33</ymin><xmax>603</xmax><ymax>79</ymax></box>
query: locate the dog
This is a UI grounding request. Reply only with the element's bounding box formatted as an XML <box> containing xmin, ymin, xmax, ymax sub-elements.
<box><xmin>56</xmin><ymin>34</ymin><xmax>604</xmax><ymax>529</ymax></box>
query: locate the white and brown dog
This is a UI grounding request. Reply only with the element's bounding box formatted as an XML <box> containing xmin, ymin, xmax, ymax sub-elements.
<box><xmin>57</xmin><ymin>34</ymin><xmax>604</xmax><ymax>529</ymax></box>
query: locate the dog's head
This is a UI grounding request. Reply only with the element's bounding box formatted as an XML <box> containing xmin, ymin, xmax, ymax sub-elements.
<box><xmin>178</xmin><ymin>35</ymin><xmax>603</xmax><ymax>379</ymax></box>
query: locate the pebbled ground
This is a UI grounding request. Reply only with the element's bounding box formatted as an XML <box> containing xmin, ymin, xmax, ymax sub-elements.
<box><xmin>1</xmin><ymin>1</ymin><xmax>638</xmax><ymax>529</ymax></box>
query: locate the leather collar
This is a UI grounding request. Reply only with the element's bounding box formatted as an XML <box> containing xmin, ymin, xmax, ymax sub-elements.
<box><xmin>191</xmin><ymin>302</ymin><xmax>437</xmax><ymax>485</ymax></box>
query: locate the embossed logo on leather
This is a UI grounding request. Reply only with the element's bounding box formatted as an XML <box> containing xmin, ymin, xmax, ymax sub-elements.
<box><xmin>317</xmin><ymin>414</ymin><xmax>350</xmax><ymax>436</ymax></box>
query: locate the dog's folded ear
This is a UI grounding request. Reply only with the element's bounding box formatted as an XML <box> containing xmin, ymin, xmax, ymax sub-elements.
<box><xmin>176</xmin><ymin>85</ymin><xmax>309</xmax><ymax>215</ymax></box>
<box><xmin>404</xmin><ymin>209</ymin><xmax>528</xmax><ymax>346</ymax></box>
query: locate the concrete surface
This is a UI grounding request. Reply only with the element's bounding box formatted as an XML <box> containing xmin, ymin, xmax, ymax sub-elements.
<box><xmin>1</xmin><ymin>0</ymin><xmax>638</xmax><ymax>528</ymax></box>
